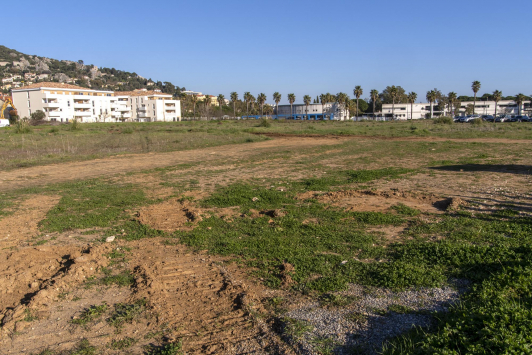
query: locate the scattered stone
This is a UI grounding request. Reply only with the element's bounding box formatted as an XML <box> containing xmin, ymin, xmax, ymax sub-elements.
<box><xmin>105</xmin><ymin>236</ymin><xmax>115</xmax><ymax>243</ymax></box>
<box><xmin>252</xmin><ymin>197</ymin><xmax>259</xmax><ymax>202</ymax></box>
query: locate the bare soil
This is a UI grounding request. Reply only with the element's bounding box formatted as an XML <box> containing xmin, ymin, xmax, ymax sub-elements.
<box><xmin>1</xmin><ymin>135</ymin><xmax>531</xmax><ymax>354</ymax></box>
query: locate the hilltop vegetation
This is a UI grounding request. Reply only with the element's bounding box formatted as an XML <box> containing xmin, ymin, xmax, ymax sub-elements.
<box><xmin>0</xmin><ymin>45</ymin><xmax>184</xmax><ymax>95</ymax></box>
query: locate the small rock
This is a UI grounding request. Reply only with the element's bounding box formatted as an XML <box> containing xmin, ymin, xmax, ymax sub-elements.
<box><xmin>105</xmin><ymin>236</ymin><xmax>115</xmax><ymax>243</ymax></box>
<box><xmin>252</xmin><ymin>197</ymin><xmax>259</xmax><ymax>202</ymax></box>
<box><xmin>341</xmin><ymin>260</ymin><xmax>348</xmax><ymax>265</ymax></box>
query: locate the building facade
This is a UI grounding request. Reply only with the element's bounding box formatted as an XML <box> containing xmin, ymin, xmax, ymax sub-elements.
<box><xmin>12</xmin><ymin>83</ymin><xmax>181</xmax><ymax>122</ymax></box>
<box><xmin>382</xmin><ymin>100</ymin><xmax>531</xmax><ymax>120</ymax></box>
<box><xmin>275</xmin><ymin>103</ymin><xmax>349</xmax><ymax>120</ymax></box>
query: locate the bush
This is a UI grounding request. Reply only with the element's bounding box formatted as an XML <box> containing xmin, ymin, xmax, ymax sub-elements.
<box><xmin>471</xmin><ymin>117</ymin><xmax>484</xmax><ymax>125</ymax></box>
<box><xmin>433</xmin><ymin>116</ymin><xmax>453</xmax><ymax>124</ymax></box>
<box><xmin>257</xmin><ymin>118</ymin><xmax>271</xmax><ymax>128</ymax></box>
<box><xmin>30</xmin><ymin>110</ymin><xmax>46</xmax><ymax>125</ymax></box>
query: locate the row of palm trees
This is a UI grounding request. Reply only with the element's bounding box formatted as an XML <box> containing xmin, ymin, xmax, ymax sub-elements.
<box><xmin>187</xmin><ymin>81</ymin><xmax>528</xmax><ymax>120</ymax></box>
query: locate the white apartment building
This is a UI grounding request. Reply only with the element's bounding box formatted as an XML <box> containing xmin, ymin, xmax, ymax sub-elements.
<box><xmin>382</xmin><ymin>100</ymin><xmax>531</xmax><ymax>120</ymax></box>
<box><xmin>12</xmin><ymin>83</ymin><xmax>181</xmax><ymax>122</ymax></box>
<box><xmin>276</xmin><ymin>103</ymin><xmax>349</xmax><ymax>120</ymax></box>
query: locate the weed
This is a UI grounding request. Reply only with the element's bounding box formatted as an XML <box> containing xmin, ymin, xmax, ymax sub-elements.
<box><xmin>257</xmin><ymin>118</ymin><xmax>271</xmax><ymax>128</ymax></box>
<box><xmin>319</xmin><ymin>294</ymin><xmax>357</xmax><ymax>308</ymax></box>
<box><xmin>109</xmin><ymin>337</ymin><xmax>137</xmax><ymax>350</ymax></box>
<box><xmin>107</xmin><ymin>299</ymin><xmax>147</xmax><ymax>329</ymax></box>
<box><xmin>387</xmin><ymin>304</ymin><xmax>414</xmax><ymax>314</ymax></box>
<box><xmin>23</xmin><ymin>309</ymin><xmax>38</xmax><ymax>322</ymax></box>
<box><xmin>15</xmin><ymin>120</ymin><xmax>32</xmax><ymax>134</ymax></box>
<box><xmin>100</xmin><ymin>270</ymin><xmax>135</xmax><ymax>287</ymax></box>
<box><xmin>433</xmin><ymin>116</ymin><xmax>453</xmax><ymax>124</ymax></box>
<box><xmin>392</xmin><ymin>203</ymin><xmax>421</xmax><ymax>216</ymax></box>
<box><xmin>283</xmin><ymin>317</ymin><xmax>313</xmax><ymax>340</ymax></box>
<box><xmin>67</xmin><ymin>119</ymin><xmax>82</xmax><ymax>131</ymax></box>
<box><xmin>310</xmin><ymin>336</ymin><xmax>339</xmax><ymax>355</ymax></box>
<box><xmin>68</xmin><ymin>339</ymin><xmax>97</xmax><ymax>355</ymax></box>
<box><xmin>71</xmin><ymin>304</ymin><xmax>108</xmax><ymax>327</ymax></box>
<box><xmin>344</xmin><ymin>312</ymin><xmax>367</xmax><ymax>324</ymax></box>
<box><xmin>146</xmin><ymin>342</ymin><xmax>183</xmax><ymax>355</ymax></box>
<box><xmin>121</xmin><ymin>127</ymin><xmax>134</xmax><ymax>134</ymax></box>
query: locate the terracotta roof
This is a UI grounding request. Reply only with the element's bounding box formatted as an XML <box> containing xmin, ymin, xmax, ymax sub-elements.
<box><xmin>11</xmin><ymin>82</ymin><xmax>95</xmax><ymax>91</ymax></box>
<box><xmin>116</xmin><ymin>90</ymin><xmax>173</xmax><ymax>97</ymax></box>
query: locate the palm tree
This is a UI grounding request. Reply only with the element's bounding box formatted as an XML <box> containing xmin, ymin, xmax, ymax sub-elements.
<box><xmin>217</xmin><ymin>94</ymin><xmax>225</xmax><ymax>117</ymax></box>
<box><xmin>273</xmin><ymin>92</ymin><xmax>281</xmax><ymax>117</ymax></box>
<box><xmin>448</xmin><ymin>92</ymin><xmax>457</xmax><ymax>117</ymax></box>
<box><xmin>249</xmin><ymin>95</ymin><xmax>256</xmax><ymax>114</ymax></box>
<box><xmin>244</xmin><ymin>92</ymin><xmax>251</xmax><ymax>117</ymax></box>
<box><xmin>515</xmin><ymin>93</ymin><xmax>526</xmax><ymax>115</ymax></box>
<box><xmin>370</xmin><ymin>89</ymin><xmax>379</xmax><ymax>120</ymax></box>
<box><xmin>203</xmin><ymin>96</ymin><xmax>211</xmax><ymax>118</ymax></box>
<box><xmin>190</xmin><ymin>94</ymin><xmax>198</xmax><ymax>119</ymax></box>
<box><xmin>407</xmin><ymin>92</ymin><xmax>417</xmax><ymax>120</ymax></box>
<box><xmin>288</xmin><ymin>93</ymin><xmax>296</xmax><ymax>119</ymax></box>
<box><xmin>303</xmin><ymin>95</ymin><xmax>311</xmax><ymax>120</ymax></box>
<box><xmin>230</xmin><ymin>92</ymin><xmax>238</xmax><ymax>118</ymax></box>
<box><xmin>426</xmin><ymin>90</ymin><xmax>437</xmax><ymax>119</ymax></box>
<box><xmin>471</xmin><ymin>81</ymin><xmax>481</xmax><ymax>114</ymax></box>
<box><xmin>353</xmin><ymin>86</ymin><xmax>363</xmax><ymax>121</ymax></box>
<box><xmin>257</xmin><ymin>93</ymin><xmax>267</xmax><ymax>117</ymax></box>
<box><xmin>389</xmin><ymin>86</ymin><xmax>399</xmax><ymax>120</ymax></box>
<box><xmin>492</xmin><ymin>90</ymin><xmax>502</xmax><ymax>119</ymax></box>
<box><xmin>336</xmin><ymin>92</ymin><xmax>348</xmax><ymax>120</ymax></box>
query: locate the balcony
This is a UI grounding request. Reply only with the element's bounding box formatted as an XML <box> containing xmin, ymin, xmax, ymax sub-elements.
<box><xmin>138</xmin><ymin>107</ymin><xmax>147</xmax><ymax>111</ymax></box>
<box><xmin>43</xmin><ymin>102</ymin><xmax>61</xmax><ymax>108</ymax></box>
<box><xmin>47</xmin><ymin>111</ymin><xmax>61</xmax><ymax>117</ymax></box>
<box><xmin>138</xmin><ymin>112</ymin><xmax>149</xmax><ymax>118</ymax></box>
<box><xmin>74</xmin><ymin>103</ymin><xmax>92</xmax><ymax>109</ymax></box>
<box><xmin>74</xmin><ymin>111</ymin><xmax>92</xmax><ymax>116</ymax></box>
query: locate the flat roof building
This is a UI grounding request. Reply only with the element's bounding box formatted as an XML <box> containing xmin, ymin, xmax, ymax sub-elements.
<box><xmin>12</xmin><ymin>83</ymin><xmax>181</xmax><ymax>122</ymax></box>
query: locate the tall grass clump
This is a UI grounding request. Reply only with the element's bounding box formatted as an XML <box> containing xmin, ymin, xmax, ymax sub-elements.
<box><xmin>471</xmin><ymin>117</ymin><xmax>484</xmax><ymax>125</ymax></box>
<box><xmin>15</xmin><ymin>120</ymin><xmax>32</xmax><ymax>134</ymax></box>
<box><xmin>257</xmin><ymin>118</ymin><xmax>271</xmax><ymax>128</ymax></box>
<box><xmin>67</xmin><ymin>118</ymin><xmax>83</xmax><ymax>131</ymax></box>
<box><xmin>433</xmin><ymin>116</ymin><xmax>453</xmax><ymax>125</ymax></box>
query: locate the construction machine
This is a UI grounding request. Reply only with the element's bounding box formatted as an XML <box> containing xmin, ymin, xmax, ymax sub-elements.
<box><xmin>0</xmin><ymin>97</ymin><xmax>17</xmax><ymax>119</ymax></box>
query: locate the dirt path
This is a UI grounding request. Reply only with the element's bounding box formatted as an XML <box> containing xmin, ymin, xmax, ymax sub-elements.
<box><xmin>0</xmin><ymin>137</ymin><xmax>346</xmax><ymax>191</ymax></box>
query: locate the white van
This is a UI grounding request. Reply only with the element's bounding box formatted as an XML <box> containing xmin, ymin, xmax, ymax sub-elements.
<box><xmin>0</xmin><ymin>119</ymin><xmax>10</xmax><ymax>127</ymax></box>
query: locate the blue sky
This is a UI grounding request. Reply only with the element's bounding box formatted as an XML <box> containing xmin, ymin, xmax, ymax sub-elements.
<box><xmin>9</xmin><ymin>0</ymin><xmax>532</xmax><ymax>104</ymax></box>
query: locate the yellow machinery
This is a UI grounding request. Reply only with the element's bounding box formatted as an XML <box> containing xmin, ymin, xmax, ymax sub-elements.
<box><xmin>0</xmin><ymin>97</ymin><xmax>17</xmax><ymax>119</ymax></box>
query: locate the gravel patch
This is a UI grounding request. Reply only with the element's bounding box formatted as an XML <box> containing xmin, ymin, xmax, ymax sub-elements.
<box><xmin>282</xmin><ymin>279</ymin><xmax>470</xmax><ymax>354</ymax></box>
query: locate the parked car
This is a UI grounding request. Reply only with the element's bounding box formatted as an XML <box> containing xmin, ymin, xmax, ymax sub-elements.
<box><xmin>512</xmin><ymin>115</ymin><xmax>530</xmax><ymax>122</ymax></box>
<box><xmin>453</xmin><ymin>116</ymin><xmax>462</xmax><ymax>122</ymax></box>
<box><xmin>0</xmin><ymin>119</ymin><xmax>9</xmax><ymax>127</ymax></box>
<box><xmin>482</xmin><ymin>115</ymin><xmax>495</xmax><ymax>122</ymax></box>
<box><xmin>495</xmin><ymin>115</ymin><xmax>511</xmax><ymax>122</ymax></box>
<box><xmin>460</xmin><ymin>114</ymin><xmax>480</xmax><ymax>123</ymax></box>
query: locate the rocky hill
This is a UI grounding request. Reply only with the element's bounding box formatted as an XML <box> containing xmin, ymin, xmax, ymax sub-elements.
<box><xmin>0</xmin><ymin>45</ymin><xmax>184</xmax><ymax>96</ymax></box>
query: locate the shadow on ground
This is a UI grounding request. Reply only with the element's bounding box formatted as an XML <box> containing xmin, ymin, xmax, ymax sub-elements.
<box><xmin>430</xmin><ymin>164</ymin><xmax>532</xmax><ymax>174</ymax></box>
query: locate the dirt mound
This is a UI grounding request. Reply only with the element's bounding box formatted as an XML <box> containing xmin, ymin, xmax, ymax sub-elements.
<box><xmin>137</xmin><ymin>199</ymin><xmax>204</xmax><ymax>232</ymax></box>
<box><xmin>301</xmin><ymin>189</ymin><xmax>446</xmax><ymax>214</ymax></box>
<box><xmin>0</xmin><ymin>195</ymin><xmax>61</xmax><ymax>249</ymax></box>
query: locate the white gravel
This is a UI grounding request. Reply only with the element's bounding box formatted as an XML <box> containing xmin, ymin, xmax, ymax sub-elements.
<box><xmin>283</xmin><ymin>279</ymin><xmax>470</xmax><ymax>354</ymax></box>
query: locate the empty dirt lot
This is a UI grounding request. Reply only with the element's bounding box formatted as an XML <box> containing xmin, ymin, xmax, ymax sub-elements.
<box><xmin>1</xmin><ymin>124</ymin><xmax>532</xmax><ymax>354</ymax></box>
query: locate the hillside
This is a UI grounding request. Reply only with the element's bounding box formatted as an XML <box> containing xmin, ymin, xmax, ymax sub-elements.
<box><xmin>0</xmin><ymin>45</ymin><xmax>184</xmax><ymax>96</ymax></box>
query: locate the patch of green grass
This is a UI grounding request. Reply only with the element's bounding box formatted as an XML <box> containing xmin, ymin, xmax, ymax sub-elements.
<box><xmin>109</xmin><ymin>337</ymin><xmax>137</xmax><ymax>350</ymax></box>
<box><xmin>71</xmin><ymin>304</ymin><xmax>108</xmax><ymax>327</ymax></box>
<box><xmin>392</xmin><ymin>203</ymin><xmax>421</xmax><ymax>216</ymax></box>
<box><xmin>344</xmin><ymin>312</ymin><xmax>367</xmax><ymax>324</ymax></box>
<box><xmin>107</xmin><ymin>299</ymin><xmax>147</xmax><ymax>329</ymax></box>
<box><xmin>146</xmin><ymin>342</ymin><xmax>183</xmax><ymax>355</ymax></box>
<box><xmin>283</xmin><ymin>317</ymin><xmax>313</xmax><ymax>340</ymax></box>
<box><xmin>100</xmin><ymin>270</ymin><xmax>135</xmax><ymax>287</ymax></box>
<box><xmin>68</xmin><ymin>339</ymin><xmax>98</xmax><ymax>355</ymax></box>
<box><xmin>201</xmin><ymin>183</ymin><xmax>294</xmax><ymax>209</ymax></box>
<box><xmin>23</xmin><ymin>308</ymin><xmax>38</xmax><ymax>322</ymax></box>
<box><xmin>310</xmin><ymin>336</ymin><xmax>339</xmax><ymax>355</ymax></box>
<box><xmin>387</xmin><ymin>304</ymin><xmax>415</xmax><ymax>314</ymax></box>
<box><xmin>40</xmin><ymin>180</ymin><xmax>149</xmax><ymax>233</ymax></box>
<box><xmin>319</xmin><ymin>293</ymin><xmax>358</xmax><ymax>308</ymax></box>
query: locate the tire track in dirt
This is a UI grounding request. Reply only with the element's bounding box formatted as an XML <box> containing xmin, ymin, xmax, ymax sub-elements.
<box><xmin>0</xmin><ymin>137</ymin><xmax>346</xmax><ymax>192</ymax></box>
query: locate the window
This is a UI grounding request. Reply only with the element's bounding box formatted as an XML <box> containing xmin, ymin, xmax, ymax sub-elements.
<box><xmin>92</xmin><ymin>101</ymin><xmax>94</xmax><ymax>106</ymax></box>
<box><xmin>28</xmin><ymin>100</ymin><xmax>30</xmax><ymax>108</ymax></box>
